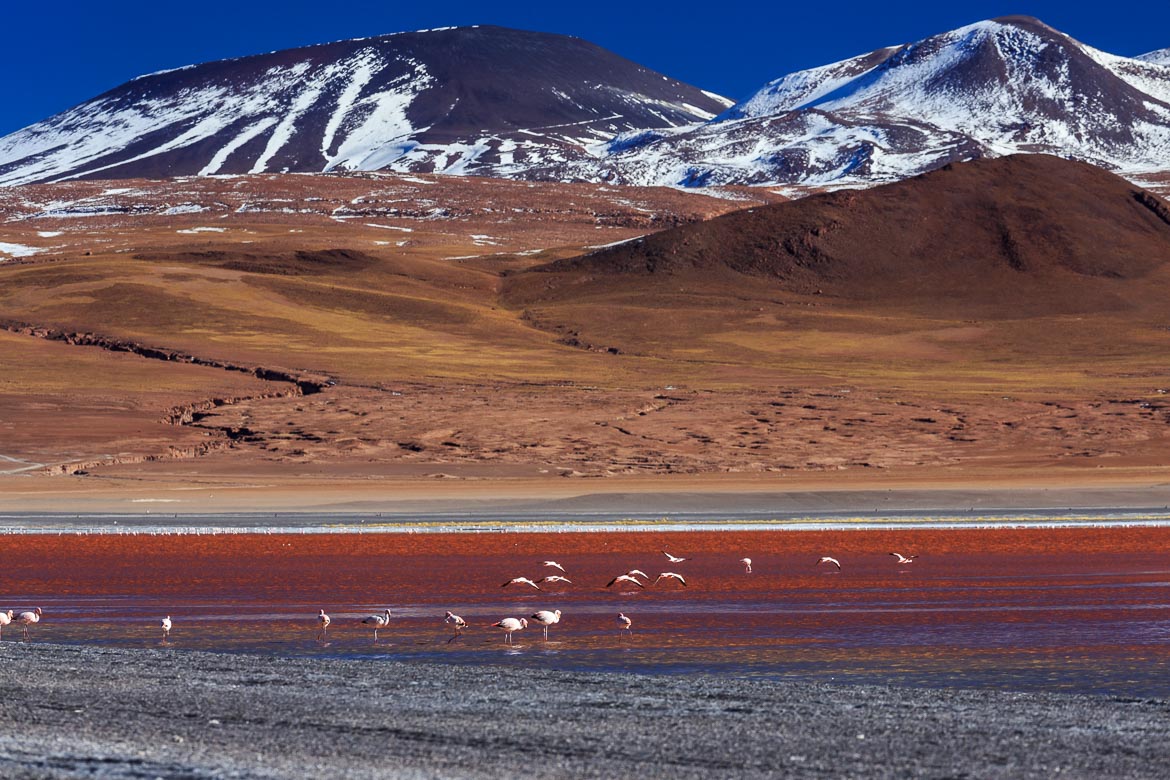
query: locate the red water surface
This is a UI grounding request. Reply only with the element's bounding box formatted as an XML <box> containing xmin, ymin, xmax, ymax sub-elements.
<box><xmin>3</xmin><ymin>527</ymin><xmax>1169</xmax><ymax>694</ymax></box>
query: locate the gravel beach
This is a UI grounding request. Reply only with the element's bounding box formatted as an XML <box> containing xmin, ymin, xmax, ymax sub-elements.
<box><xmin>1</xmin><ymin>643</ymin><xmax>1168</xmax><ymax>779</ymax></box>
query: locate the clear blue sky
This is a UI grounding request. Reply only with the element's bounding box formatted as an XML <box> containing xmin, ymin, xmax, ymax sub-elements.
<box><xmin>4</xmin><ymin>2</ymin><xmax>1169</xmax><ymax>136</ymax></box>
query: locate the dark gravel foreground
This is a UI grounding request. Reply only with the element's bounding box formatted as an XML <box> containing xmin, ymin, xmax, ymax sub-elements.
<box><xmin>1</xmin><ymin>644</ymin><xmax>1168</xmax><ymax>779</ymax></box>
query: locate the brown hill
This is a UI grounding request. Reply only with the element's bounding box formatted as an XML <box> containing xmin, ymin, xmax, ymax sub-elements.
<box><xmin>505</xmin><ymin>154</ymin><xmax>1170</xmax><ymax>318</ymax></box>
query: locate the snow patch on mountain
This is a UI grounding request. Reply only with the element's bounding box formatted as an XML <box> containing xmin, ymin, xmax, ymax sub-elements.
<box><xmin>1136</xmin><ymin>48</ymin><xmax>1170</xmax><ymax>66</ymax></box>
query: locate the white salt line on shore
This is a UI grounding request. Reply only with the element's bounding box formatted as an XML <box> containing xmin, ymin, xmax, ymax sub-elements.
<box><xmin>2</xmin><ymin>513</ymin><xmax>1170</xmax><ymax>535</ymax></box>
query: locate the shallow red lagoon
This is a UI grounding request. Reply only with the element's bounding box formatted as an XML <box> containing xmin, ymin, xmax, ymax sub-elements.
<box><xmin>3</xmin><ymin>527</ymin><xmax>1169</xmax><ymax>695</ymax></box>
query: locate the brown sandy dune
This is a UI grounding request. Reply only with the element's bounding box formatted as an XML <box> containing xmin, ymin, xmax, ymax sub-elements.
<box><xmin>0</xmin><ymin>159</ymin><xmax>1168</xmax><ymax>501</ymax></box>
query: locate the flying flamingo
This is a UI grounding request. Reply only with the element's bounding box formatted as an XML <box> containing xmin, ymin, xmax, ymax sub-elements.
<box><xmin>662</xmin><ymin>550</ymin><xmax>691</xmax><ymax>563</ymax></box>
<box><xmin>17</xmin><ymin>607</ymin><xmax>42</xmax><ymax>641</ymax></box>
<box><xmin>316</xmin><ymin>609</ymin><xmax>330</xmax><ymax>640</ymax></box>
<box><xmin>740</xmin><ymin>557</ymin><xmax>753</xmax><ymax>574</ymax></box>
<box><xmin>606</xmin><ymin>574</ymin><xmax>646</xmax><ymax>589</ymax></box>
<box><xmin>362</xmin><ymin>609</ymin><xmax>392</xmax><ymax>643</ymax></box>
<box><xmin>538</xmin><ymin>575</ymin><xmax>572</xmax><ymax>585</ymax></box>
<box><xmin>542</xmin><ymin>561</ymin><xmax>566</xmax><ymax>572</ymax></box>
<box><xmin>492</xmin><ymin>617</ymin><xmax>528</xmax><ymax>644</ymax></box>
<box><xmin>654</xmin><ymin>572</ymin><xmax>688</xmax><ymax>587</ymax></box>
<box><xmin>0</xmin><ymin>610</ymin><xmax>12</xmax><ymax>640</ymax></box>
<box><xmin>618</xmin><ymin>613</ymin><xmax>632</xmax><ymax>638</ymax></box>
<box><xmin>530</xmin><ymin>609</ymin><xmax>562</xmax><ymax>640</ymax></box>
<box><xmin>817</xmin><ymin>556</ymin><xmax>842</xmax><ymax>570</ymax></box>
<box><xmin>890</xmin><ymin>553</ymin><xmax>918</xmax><ymax>564</ymax></box>
<box><xmin>161</xmin><ymin>616</ymin><xmax>172</xmax><ymax>640</ymax></box>
<box><xmin>444</xmin><ymin>611</ymin><xmax>467</xmax><ymax>632</ymax></box>
<box><xmin>502</xmin><ymin>577</ymin><xmax>542</xmax><ymax>590</ymax></box>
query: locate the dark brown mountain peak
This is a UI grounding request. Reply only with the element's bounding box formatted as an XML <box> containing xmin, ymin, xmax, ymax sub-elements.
<box><xmin>507</xmin><ymin>154</ymin><xmax>1170</xmax><ymax>317</ymax></box>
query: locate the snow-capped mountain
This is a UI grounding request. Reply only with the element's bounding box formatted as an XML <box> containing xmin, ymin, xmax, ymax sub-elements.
<box><xmin>1137</xmin><ymin>48</ymin><xmax>1170</xmax><ymax>67</ymax></box>
<box><xmin>0</xmin><ymin>26</ymin><xmax>731</xmax><ymax>186</ymax></box>
<box><xmin>585</xmin><ymin>16</ymin><xmax>1170</xmax><ymax>189</ymax></box>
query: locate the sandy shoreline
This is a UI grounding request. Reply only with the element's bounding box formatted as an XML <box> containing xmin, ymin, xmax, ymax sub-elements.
<box><xmin>0</xmin><ymin>643</ymin><xmax>1166</xmax><ymax>779</ymax></box>
<box><xmin>4</xmin><ymin>467</ymin><xmax>1170</xmax><ymax>517</ymax></box>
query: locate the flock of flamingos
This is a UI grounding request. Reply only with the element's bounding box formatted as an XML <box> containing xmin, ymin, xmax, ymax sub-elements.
<box><xmin>0</xmin><ymin>550</ymin><xmax>918</xmax><ymax>645</ymax></box>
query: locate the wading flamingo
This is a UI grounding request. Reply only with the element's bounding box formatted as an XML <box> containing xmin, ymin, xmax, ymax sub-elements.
<box><xmin>444</xmin><ymin>611</ymin><xmax>467</xmax><ymax>632</ymax></box>
<box><xmin>618</xmin><ymin>613</ymin><xmax>632</xmax><ymax>638</ymax></box>
<box><xmin>18</xmin><ymin>607</ymin><xmax>42</xmax><ymax>641</ymax></box>
<box><xmin>362</xmin><ymin>609</ymin><xmax>392</xmax><ymax>642</ymax></box>
<box><xmin>530</xmin><ymin>609</ymin><xmax>562</xmax><ymax>640</ymax></box>
<box><xmin>161</xmin><ymin>616</ymin><xmax>172</xmax><ymax>640</ymax></box>
<box><xmin>316</xmin><ymin>609</ymin><xmax>330</xmax><ymax>640</ymax></box>
<box><xmin>740</xmin><ymin>557</ymin><xmax>753</xmax><ymax>574</ymax></box>
<box><xmin>492</xmin><ymin>617</ymin><xmax>527</xmax><ymax>644</ymax></box>
<box><xmin>0</xmin><ymin>610</ymin><xmax>12</xmax><ymax>640</ymax></box>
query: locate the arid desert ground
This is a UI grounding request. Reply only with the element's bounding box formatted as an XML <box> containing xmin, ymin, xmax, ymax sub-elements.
<box><xmin>2</xmin><ymin>157</ymin><xmax>1170</xmax><ymax>511</ymax></box>
<box><xmin>4</xmin><ymin>159</ymin><xmax>1170</xmax><ymax>779</ymax></box>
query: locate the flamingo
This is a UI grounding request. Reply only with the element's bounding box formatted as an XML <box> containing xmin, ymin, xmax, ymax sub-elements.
<box><xmin>161</xmin><ymin>616</ymin><xmax>172</xmax><ymax>640</ymax></box>
<box><xmin>538</xmin><ymin>575</ymin><xmax>572</xmax><ymax>585</ymax></box>
<box><xmin>492</xmin><ymin>617</ymin><xmax>527</xmax><ymax>644</ymax></box>
<box><xmin>817</xmin><ymin>556</ymin><xmax>842</xmax><ymax>570</ymax></box>
<box><xmin>362</xmin><ymin>609</ymin><xmax>392</xmax><ymax>642</ymax></box>
<box><xmin>17</xmin><ymin>607</ymin><xmax>42</xmax><ymax>641</ymax></box>
<box><xmin>316</xmin><ymin>609</ymin><xmax>330</xmax><ymax>640</ymax></box>
<box><xmin>530</xmin><ymin>609</ymin><xmax>562</xmax><ymax>640</ymax></box>
<box><xmin>740</xmin><ymin>557</ymin><xmax>753</xmax><ymax>574</ymax></box>
<box><xmin>654</xmin><ymin>572</ymin><xmax>688</xmax><ymax>587</ymax></box>
<box><xmin>502</xmin><ymin>577</ymin><xmax>542</xmax><ymax>590</ymax></box>
<box><xmin>444</xmin><ymin>611</ymin><xmax>467</xmax><ymax>632</ymax></box>
<box><xmin>606</xmin><ymin>574</ymin><xmax>646</xmax><ymax>589</ymax></box>
<box><xmin>662</xmin><ymin>550</ymin><xmax>691</xmax><ymax>563</ymax></box>
<box><xmin>542</xmin><ymin>561</ymin><xmax>566</xmax><ymax>572</ymax></box>
<box><xmin>0</xmin><ymin>609</ymin><xmax>12</xmax><ymax>640</ymax></box>
<box><xmin>890</xmin><ymin>553</ymin><xmax>918</xmax><ymax>564</ymax></box>
<box><xmin>618</xmin><ymin>613</ymin><xmax>632</xmax><ymax>638</ymax></box>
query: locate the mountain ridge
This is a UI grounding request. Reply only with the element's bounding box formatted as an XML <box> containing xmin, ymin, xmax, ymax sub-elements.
<box><xmin>3</xmin><ymin>18</ymin><xmax>1170</xmax><ymax>192</ymax></box>
<box><xmin>0</xmin><ymin>25</ymin><xmax>730</xmax><ymax>186</ymax></box>
<box><xmin>581</xmin><ymin>16</ymin><xmax>1170</xmax><ymax>189</ymax></box>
